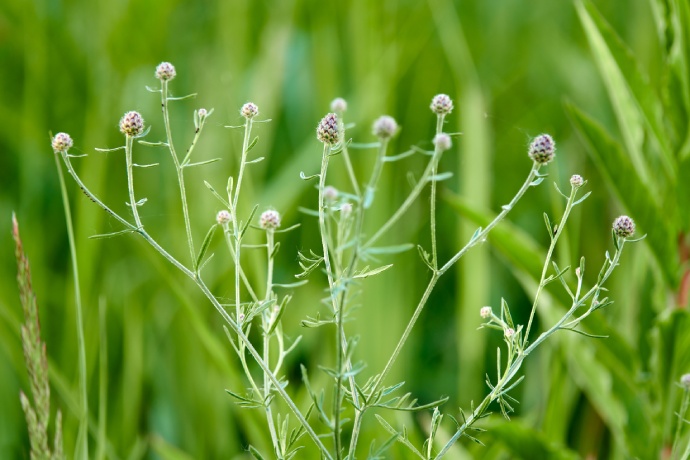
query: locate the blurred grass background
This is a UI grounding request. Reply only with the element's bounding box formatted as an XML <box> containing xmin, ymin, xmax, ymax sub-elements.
<box><xmin>0</xmin><ymin>0</ymin><xmax>687</xmax><ymax>458</ymax></box>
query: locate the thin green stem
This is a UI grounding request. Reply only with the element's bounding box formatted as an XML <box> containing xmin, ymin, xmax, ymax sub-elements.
<box><xmin>53</xmin><ymin>152</ymin><xmax>89</xmax><ymax>459</ymax></box>
<box><xmin>262</xmin><ymin>229</ymin><xmax>280</xmax><ymax>456</ymax></box>
<box><xmin>318</xmin><ymin>144</ymin><xmax>344</xmax><ymax>459</ymax></box>
<box><xmin>430</xmin><ymin>115</ymin><xmax>445</xmax><ymax>268</ymax></box>
<box><xmin>125</xmin><ymin>135</ymin><xmax>143</xmax><ymax>229</ymax></box>
<box><xmin>160</xmin><ymin>80</ymin><xmax>195</xmax><ymax>265</ymax></box>
<box><xmin>363</xmin><ymin>139</ymin><xmax>388</xmax><ymax>209</ymax></box>
<box><xmin>338</xmin><ymin>114</ymin><xmax>361</xmax><ymax>198</ymax></box>
<box><xmin>233</xmin><ymin>119</ymin><xmax>254</xmax><ymax>212</ymax></box>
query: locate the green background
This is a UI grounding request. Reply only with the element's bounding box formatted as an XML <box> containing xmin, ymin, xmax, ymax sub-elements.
<box><xmin>0</xmin><ymin>0</ymin><xmax>686</xmax><ymax>458</ymax></box>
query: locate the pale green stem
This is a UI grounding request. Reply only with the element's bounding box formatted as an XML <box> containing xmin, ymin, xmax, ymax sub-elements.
<box><xmin>53</xmin><ymin>151</ymin><xmax>89</xmax><ymax>459</ymax></box>
<box><xmin>262</xmin><ymin>229</ymin><xmax>280</xmax><ymax>457</ymax></box>
<box><xmin>430</xmin><ymin>115</ymin><xmax>445</xmax><ymax>268</ymax></box>
<box><xmin>522</xmin><ymin>182</ymin><xmax>578</xmax><ymax>346</ymax></box>
<box><xmin>369</xmin><ymin>164</ymin><xmax>540</xmax><ymax>400</ymax></box>
<box><xmin>125</xmin><ymin>135</ymin><xmax>143</xmax><ymax>229</ymax></box>
<box><xmin>222</xmin><ymin>229</ymin><xmax>259</xmax><ymax>302</ymax></box>
<box><xmin>337</xmin><ymin>114</ymin><xmax>361</xmax><ymax>198</ymax></box>
<box><xmin>232</xmin><ymin>119</ymin><xmax>254</xmax><ymax>212</ymax></box>
<box><xmin>672</xmin><ymin>378</ymin><xmax>689</xmax><ymax>457</ymax></box>
<box><xmin>318</xmin><ymin>144</ymin><xmax>344</xmax><ymax>459</ymax></box>
<box><xmin>59</xmin><ymin>154</ymin><xmax>332</xmax><ymax>459</ymax></box>
<box><xmin>363</xmin><ymin>139</ymin><xmax>389</xmax><ymax>209</ymax></box>
<box><xmin>160</xmin><ymin>80</ymin><xmax>195</xmax><ymax>265</ymax></box>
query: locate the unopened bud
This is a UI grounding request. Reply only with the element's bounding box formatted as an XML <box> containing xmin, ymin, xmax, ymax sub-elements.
<box><xmin>528</xmin><ymin>134</ymin><xmax>555</xmax><ymax>164</ymax></box>
<box><xmin>613</xmin><ymin>215</ymin><xmax>635</xmax><ymax>238</ymax></box>
<box><xmin>330</xmin><ymin>97</ymin><xmax>347</xmax><ymax>113</ymax></box>
<box><xmin>119</xmin><ymin>111</ymin><xmax>145</xmax><ymax>137</ymax></box>
<box><xmin>260</xmin><ymin>209</ymin><xmax>281</xmax><ymax>229</ymax></box>
<box><xmin>570</xmin><ymin>174</ymin><xmax>583</xmax><ymax>188</ymax></box>
<box><xmin>241</xmin><ymin>102</ymin><xmax>259</xmax><ymax>119</ymax></box>
<box><xmin>430</xmin><ymin>94</ymin><xmax>454</xmax><ymax>115</ymax></box>
<box><xmin>52</xmin><ymin>132</ymin><xmax>73</xmax><ymax>153</ymax></box>
<box><xmin>372</xmin><ymin>115</ymin><xmax>398</xmax><ymax>139</ymax></box>
<box><xmin>433</xmin><ymin>133</ymin><xmax>452</xmax><ymax>151</ymax></box>
<box><xmin>480</xmin><ymin>306</ymin><xmax>492</xmax><ymax>319</ymax></box>
<box><xmin>155</xmin><ymin>62</ymin><xmax>176</xmax><ymax>81</ymax></box>
<box><xmin>324</xmin><ymin>186</ymin><xmax>338</xmax><ymax>202</ymax></box>
<box><xmin>317</xmin><ymin>113</ymin><xmax>340</xmax><ymax>145</ymax></box>
<box><xmin>216</xmin><ymin>210</ymin><xmax>232</xmax><ymax>225</ymax></box>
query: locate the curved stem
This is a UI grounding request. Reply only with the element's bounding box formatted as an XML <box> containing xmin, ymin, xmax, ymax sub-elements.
<box><xmin>53</xmin><ymin>153</ymin><xmax>89</xmax><ymax>457</ymax></box>
<box><xmin>125</xmin><ymin>135</ymin><xmax>143</xmax><ymax>229</ymax></box>
<box><xmin>429</xmin><ymin>115</ymin><xmax>445</xmax><ymax>268</ymax></box>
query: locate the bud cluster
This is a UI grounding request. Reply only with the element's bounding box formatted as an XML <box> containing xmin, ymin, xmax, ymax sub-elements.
<box><xmin>528</xmin><ymin>134</ymin><xmax>555</xmax><ymax>164</ymax></box>
<box><xmin>120</xmin><ymin>111</ymin><xmax>145</xmax><ymax>137</ymax></box>
<box><xmin>317</xmin><ymin>113</ymin><xmax>340</xmax><ymax>145</ymax></box>
<box><xmin>372</xmin><ymin>115</ymin><xmax>398</xmax><ymax>139</ymax></box>
<box><xmin>52</xmin><ymin>132</ymin><xmax>73</xmax><ymax>153</ymax></box>
<box><xmin>260</xmin><ymin>209</ymin><xmax>281</xmax><ymax>230</ymax></box>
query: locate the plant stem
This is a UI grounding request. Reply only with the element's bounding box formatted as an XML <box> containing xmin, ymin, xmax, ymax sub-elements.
<box><xmin>263</xmin><ymin>229</ymin><xmax>280</xmax><ymax>456</ymax></box>
<box><xmin>430</xmin><ymin>115</ymin><xmax>445</xmax><ymax>268</ymax></box>
<box><xmin>160</xmin><ymin>80</ymin><xmax>195</xmax><ymax>265</ymax></box>
<box><xmin>125</xmin><ymin>135</ymin><xmax>143</xmax><ymax>229</ymax></box>
<box><xmin>338</xmin><ymin>114</ymin><xmax>361</xmax><ymax>198</ymax></box>
<box><xmin>53</xmin><ymin>152</ymin><xmax>89</xmax><ymax>459</ymax></box>
<box><xmin>318</xmin><ymin>144</ymin><xmax>344</xmax><ymax>459</ymax></box>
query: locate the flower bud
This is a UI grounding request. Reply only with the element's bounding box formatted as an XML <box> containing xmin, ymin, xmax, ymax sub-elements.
<box><xmin>612</xmin><ymin>215</ymin><xmax>635</xmax><ymax>238</ymax></box>
<box><xmin>340</xmin><ymin>202</ymin><xmax>353</xmax><ymax>217</ymax></box>
<box><xmin>317</xmin><ymin>113</ymin><xmax>339</xmax><ymax>145</ymax></box>
<box><xmin>198</xmin><ymin>108</ymin><xmax>208</xmax><ymax>118</ymax></box>
<box><xmin>323</xmin><ymin>185</ymin><xmax>338</xmax><ymax>202</ymax></box>
<box><xmin>120</xmin><ymin>111</ymin><xmax>145</xmax><ymax>137</ymax></box>
<box><xmin>52</xmin><ymin>132</ymin><xmax>73</xmax><ymax>153</ymax></box>
<box><xmin>430</xmin><ymin>94</ymin><xmax>453</xmax><ymax>115</ymax></box>
<box><xmin>155</xmin><ymin>62</ymin><xmax>176</xmax><ymax>81</ymax></box>
<box><xmin>372</xmin><ymin>115</ymin><xmax>398</xmax><ymax>139</ymax></box>
<box><xmin>241</xmin><ymin>102</ymin><xmax>259</xmax><ymax>119</ymax></box>
<box><xmin>480</xmin><ymin>306</ymin><xmax>492</xmax><ymax>319</ymax></box>
<box><xmin>330</xmin><ymin>97</ymin><xmax>347</xmax><ymax>113</ymax></box>
<box><xmin>570</xmin><ymin>174</ymin><xmax>583</xmax><ymax>188</ymax></box>
<box><xmin>260</xmin><ymin>209</ymin><xmax>281</xmax><ymax>229</ymax></box>
<box><xmin>504</xmin><ymin>328</ymin><xmax>515</xmax><ymax>339</ymax></box>
<box><xmin>433</xmin><ymin>133</ymin><xmax>452</xmax><ymax>151</ymax></box>
<box><xmin>681</xmin><ymin>374</ymin><xmax>690</xmax><ymax>389</ymax></box>
<box><xmin>216</xmin><ymin>210</ymin><xmax>232</xmax><ymax>225</ymax></box>
<box><xmin>528</xmin><ymin>134</ymin><xmax>555</xmax><ymax>164</ymax></box>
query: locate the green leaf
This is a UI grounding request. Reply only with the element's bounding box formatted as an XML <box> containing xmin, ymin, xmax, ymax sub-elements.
<box><xmin>565</xmin><ymin>102</ymin><xmax>678</xmax><ymax>285</ymax></box>
<box><xmin>353</xmin><ymin>264</ymin><xmax>393</xmax><ymax>279</ymax></box>
<box><xmin>195</xmin><ymin>224</ymin><xmax>217</xmax><ymax>271</ymax></box>
<box><xmin>485</xmin><ymin>419</ymin><xmax>579</xmax><ymax>460</ymax></box>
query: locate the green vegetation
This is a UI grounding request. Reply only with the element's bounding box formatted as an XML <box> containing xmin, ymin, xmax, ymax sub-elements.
<box><xmin>1</xmin><ymin>0</ymin><xmax>689</xmax><ymax>458</ymax></box>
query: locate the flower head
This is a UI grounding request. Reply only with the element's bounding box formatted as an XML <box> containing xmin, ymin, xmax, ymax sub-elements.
<box><xmin>260</xmin><ymin>209</ymin><xmax>281</xmax><ymax>230</ymax></box>
<box><xmin>340</xmin><ymin>203</ymin><xmax>353</xmax><ymax>218</ymax></box>
<box><xmin>216</xmin><ymin>210</ymin><xmax>232</xmax><ymax>225</ymax></box>
<box><xmin>330</xmin><ymin>97</ymin><xmax>347</xmax><ymax>113</ymax></box>
<box><xmin>480</xmin><ymin>306</ymin><xmax>492</xmax><ymax>319</ymax></box>
<box><xmin>372</xmin><ymin>115</ymin><xmax>398</xmax><ymax>139</ymax></box>
<box><xmin>504</xmin><ymin>328</ymin><xmax>515</xmax><ymax>339</ymax></box>
<box><xmin>528</xmin><ymin>134</ymin><xmax>556</xmax><ymax>164</ymax></box>
<box><xmin>119</xmin><ymin>111</ymin><xmax>145</xmax><ymax>137</ymax></box>
<box><xmin>613</xmin><ymin>215</ymin><xmax>635</xmax><ymax>239</ymax></box>
<box><xmin>433</xmin><ymin>133</ymin><xmax>452</xmax><ymax>152</ymax></box>
<box><xmin>52</xmin><ymin>132</ymin><xmax>73</xmax><ymax>153</ymax></box>
<box><xmin>681</xmin><ymin>374</ymin><xmax>690</xmax><ymax>389</ymax></box>
<box><xmin>198</xmin><ymin>108</ymin><xmax>208</xmax><ymax>118</ymax></box>
<box><xmin>323</xmin><ymin>186</ymin><xmax>338</xmax><ymax>202</ymax></box>
<box><xmin>430</xmin><ymin>94</ymin><xmax>453</xmax><ymax>115</ymax></box>
<box><xmin>570</xmin><ymin>174</ymin><xmax>584</xmax><ymax>188</ymax></box>
<box><xmin>241</xmin><ymin>102</ymin><xmax>259</xmax><ymax>120</ymax></box>
<box><xmin>155</xmin><ymin>62</ymin><xmax>176</xmax><ymax>81</ymax></box>
<box><xmin>317</xmin><ymin>113</ymin><xmax>339</xmax><ymax>145</ymax></box>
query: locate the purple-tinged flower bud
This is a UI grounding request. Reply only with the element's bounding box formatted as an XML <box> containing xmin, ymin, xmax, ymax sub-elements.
<box><xmin>504</xmin><ymin>328</ymin><xmax>515</xmax><ymax>339</ymax></box>
<box><xmin>480</xmin><ymin>306</ymin><xmax>492</xmax><ymax>319</ymax></box>
<box><xmin>198</xmin><ymin>108</ymin><xmax>208</xmax><ymax>118</ymax></box>
<box><xmin>613</xmin><ymin>215</ymin><xmax>635</xmax><ymax>238</ymax></box>
<box><xmin>330</xmin><ymin>97</ymin><xmax>347</xmax><ymax>113</ymax></box>
<box><xmin>323</xmin><ymin>186</ymin><xmax>338</xmax><ymax>202</ymax></box>
<box><xmin>372</xmin><ymin>115</ymin><xmax>398</xmax><ymax>139</ymax></box>
<box><xmin>52</xmin><ymin>132</ymin><xmax>73</xmax><ymax>153</ymax></box>
<box><xmin>433</xmin><ymin>133</ymin><xmax>452</xmax><ymax>151</ymax></box>
<box><xmin>317</xmin><ymin>113</ymin><xmax>339</xmax><ymax>145</ymax></box>
<box><xmin>430</xmin><ymin>94</ymin><xmax>453</xmax><ymax>115</ymax></box>
<box><xmin>260</xmin><ymin>209</ymin><xmax>281</xmax><ymax>229</ymax></box>
<box><xmin>216</xmin><ymin>210</ymin><xmax>232</xmax><ymax>225</ymax></box>
<box><xmin>528</xmin><ymin>134</ymin><xmax>556</xmax><ymax>164</ymax></box>
<box><xmin>241</xmin><ymin>102</ymin><xmax>259</xmax><ymax>120</ymax></box>
<box><xmin>155</xmin><ymin>62</ymin><xmax>176</xmax><ymax>81</ymax></box>
<box><xmin>570</xmin><ymin>174</ymin><xmax>583</xmax><ymax>188</ymax></box>
<box><xmin>340</xmin><ymin>202</ymin><xmax>353</xmax><ymax>217</ymax></box>
<box><xmin>238</xmin><ymin>313</ymin><xmax>245</xmax><ymax>322</ymax></box>
<box><xmin>681</xmin><ymin>374</ymin><xmax>690</xmax><ymax>389</ymax></box>
<box><xmin>120</xmin><ymin>111</ymin><xmax>145</xmax><ymax>137</ymax></box>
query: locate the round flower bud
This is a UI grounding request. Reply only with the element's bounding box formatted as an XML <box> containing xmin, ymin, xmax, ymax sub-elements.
<box><xmin>340</xmin><ymin>202</ymin><xmax>353</xmax><ymax>217</ymax></box>
<box><xmin>330</xmin><ymin>97</ymin><xmax>347</xmax><ymax>113</ymax></box>
<box><xmin>155</xmin><ymin>62</ymin><xmax>176</xmax><ymax>81</ymax></box>
<box><xmin>323</xmin><ymin>185</ymin><xmax>338</xmax><ymax>202</ymax></box>
<box><xmin>52</xmin><ymin>132</ymin><xmax>73</xmax><ymax>153</ymax></box>
<box><xmin>681</xmin><ymin>374</ymin><xmax>690</xmax><ymax>389</ymax></box>
<box><xmin>480</xmin><ymin>306</ymin><xmax>492</xmax><ymax>319</ymax></box>
<box><xmin>504</xmin><ymin>328</ymin><xmax>515</xmax><ymax>339</ymax></box>
<box><xmin>238</xmin><ymin>313</ymin><xmax>245</xmax><ymax>322</ymax></box>
<box><xmin>613</xmin><ymin>215</ymin><xmax>635</xmax><ymax>238</ymax></box>
<box><xmin>119</xmin><ymin>111</ymin><xmax>145</xmax><ymax>137</ymax></box>
<box><xmin>198</xmin><ymin>108</ymin><xmax>208</xmax><ymax>118</ymax></box>
<box><xmin>528</xmin><ymin>134</ymin><xmax>556</xmax><ymax>164</ymax></box>
<box><xmin>317</xmin><ymin>113</ymin><xmax>340</xmax><ymax>145</ymax></box>
<box><xmin>260</xmin><ymin>209</ymin><xmax>281</xmax><ymax>229</ymax></box>
<box><xmin>241</xmin><ymin>102</ymin><xmax>259</xmax><ymax>119</ymax></box>
<box><xmin>372</xmin><ymin>115</ymin><xmax>398</xmax><ymax>139</ymax></box>
<box><xmin>433</xmin><ymin>133</ymin><xmax>452</xmax><ymax>151</ymax></box>
<box><xmin>430</xmin><ymin>94</ymin><xmax>453</xmax><ymax>115</ymax></box>
<box><xmin>216</xmin><ymin>210</ymin><xmax>232</xmax><ymax>225</ymax></box>
<box><xmin>570</xmin><ymin>174</ymin><xmax>583</xmax><ymax>188</ymax></box>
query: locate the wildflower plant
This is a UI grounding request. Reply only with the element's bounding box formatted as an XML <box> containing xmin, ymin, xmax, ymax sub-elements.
<box><xmin>50</xmin><ymin>63</ymin><xmax>646</xmax><ymax>458</ymax></box>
